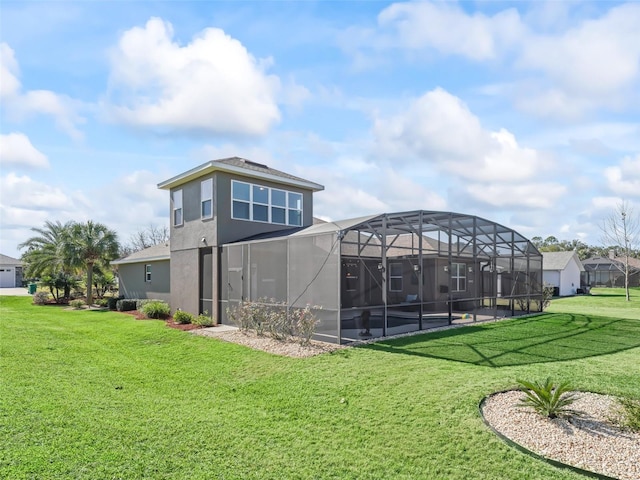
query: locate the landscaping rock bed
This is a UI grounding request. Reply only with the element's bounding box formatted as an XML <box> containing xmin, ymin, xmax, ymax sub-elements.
<box><xmin>481</xmin><ymin>390</ymin><xmax>640</xmax><ymax>480</ymax></box>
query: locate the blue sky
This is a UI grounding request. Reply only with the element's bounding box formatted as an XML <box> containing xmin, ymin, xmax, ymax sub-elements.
<box><xmin>1</xmin><ymin>1</ymin><xmax>639</xmax><ymax>259</ymax></box>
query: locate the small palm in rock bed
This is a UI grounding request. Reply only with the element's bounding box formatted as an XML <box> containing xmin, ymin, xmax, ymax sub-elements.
<box><xmin>516</xmin><ymin>378</ymin><xmax>580</xmax><ymax>419</ymax></box>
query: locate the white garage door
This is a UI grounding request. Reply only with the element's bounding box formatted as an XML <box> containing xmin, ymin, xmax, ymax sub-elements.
<box><xmin>0</xmin><ymin>268</ymin><xmax>16</xmax><ymax>288</ymax></box>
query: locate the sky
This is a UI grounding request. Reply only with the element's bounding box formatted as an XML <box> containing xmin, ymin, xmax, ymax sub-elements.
<box><xmin>1</xmin><ymin>0</ymin><xmax>639</xmax><ymax>260</ymax></box>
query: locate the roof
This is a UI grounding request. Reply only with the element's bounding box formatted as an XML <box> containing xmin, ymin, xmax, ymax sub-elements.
<box><xmin>157</xmin><ymin>157</ymin><xmax>324</xmax><ymax>192</ymax></box>
<box><xmin>0</xmin><ymin>254</ymin><xmax>22</xmax><ymax>266</ymax></box>
<box><xmin>583</xmin><ymin>255</ymin><xmax>640</xmax><ymax>272</ymax></box>
<box><xmin>226</xmin><ymin>210</ymin><xmax>540</xmax><ymax>258</ymax></box>
<box><xmin>542</xmin><ymin>251</ymin><xmax>584</xmax><ymax>271</ymax></box>
<box><xmin>111</xmin><ymin>243</ymin><xmax>171</xmax><ymax>265</ymax></box>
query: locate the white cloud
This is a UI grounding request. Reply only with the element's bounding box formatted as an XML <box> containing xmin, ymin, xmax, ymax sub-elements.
<box><xmin>604</xmin><ymin>154</ymin><xmax>640</xmax><ymax>198</ymax></box>
<box><xmin>373</xmin><ymin>88</ymin><xmax>550</xmax><ymax>182</ymax></box>
<box><xmin>1</xmin><ymin>173</ymin><xmax>76</xmax><ymax>212</ymax></box>
<box><xmin>0</xmin><ymin>42</ymin><xmax>85</xmax><ymax>139</ymax></box>
<box><xmin>0</xmin><ymin>133</ymin><xmax>49</xmax><ymax>168</ymax></box>
<box><xmin>377</xmin><ymin>1</ymin><xmax>524</xmax><ymax>61</ymax></box>
<box><xmin>107</xmin><ymin>17</ymin><xmax>281</xmax><ymax>136</ymax></box>
<box><xmin>0</xmin><ymin>43</ymin><xmax>20</xmax><ymax>98</ymax></box>
<box><xmin>518</xmin><ymin>3</ymin><xmax>640</xmax><ymax>96</ymax></box>
<box><xmin>466</xmin><ymin>183</ymin><xmax>567</xmax><ymax>209</ymax></box>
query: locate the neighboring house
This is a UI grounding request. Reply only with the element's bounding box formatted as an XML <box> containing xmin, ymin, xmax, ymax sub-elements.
<box><xmin>117</xmin><ymin>157</ymin><xmax>543</xmax><ymax>344</ymax></box>
<box><xmin>0</xmin><ymin>254</ymin><xmax>23</xmax><ymax>288</ymax></box>
<box><xmin>542</xmin><ymin>251</ymin><xmax>584</xmax><ymax>296</ymax></box>
<box><xmin>112</xmin><ymin>243</ymin><xmax>171</xmax><ymax>304</ymax></box>
<box><xmin>581</xmin><ymin>256</ymin><xmax>640</xmax><ymax>288</ymax></box>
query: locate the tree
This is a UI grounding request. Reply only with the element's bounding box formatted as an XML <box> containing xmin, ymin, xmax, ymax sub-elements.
<box><xmin>600</xmin><ymin>201</ymin><xmax>640</xmax><ymax>302</ymax></box>
<box><xmin>19</xmin><ymin>220</ymin><xmax>73</xmax><ymax>280</ymax></box>
<box><xmin>120</xmin><ymin>223</ymin><xmax>169</xmax><ymax>256</ymax></box>
<box><xmin>64</xmin><ymin>221</ymin><xmax>120</xmax><ymax>306</ymax></box>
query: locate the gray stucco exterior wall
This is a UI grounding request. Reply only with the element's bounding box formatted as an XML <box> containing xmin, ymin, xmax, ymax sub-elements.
<box><xmin>118</xmin><ymin>259</ymin><xmax>170</xmax><ymax>305</ymax></box>
<box><xmin>168</xmin><ymin>170</ymin><xmax>315</xmax><ymax>320</ymax></box>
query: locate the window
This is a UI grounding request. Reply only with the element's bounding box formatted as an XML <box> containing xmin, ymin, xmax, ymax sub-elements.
<box><xmin>252</xmin><ymin>185</ymin><xmax>269</xmax><ymax>222</ymax></box>
<box><xmin>232</xmin><ymin>181</ymin><xmax>250</xmax><ymax>220</ymax></box>
<box><xmin>271</xmin><ymin>189</ymin><xmax>287</xmax><ymax>224</ymax></box>
<box><xmin>452</xmin><ymin>263</ymin><xmax>466</xmax><ymax>292</ymax></box>
<box><xmin>389</xmin><ymin>263</ymin><xmax>403</xmax><ymax>291</ymax></box>
<box><xmin>288</xmin><ymin>192</ymin><xmax>302</xmax><ymax>226</ymax></box>
<box><xmin>231</xmin><ymin>180</ymin><xmax>303</xmax><ymax>226</ymax></box>
<box><xmin>201</xmin><ymin>179</ymin><xmax>213</xmax><ymax>219</ymax></box>
<box><xmin>173</xmin><ymin>189</ymin><xmax>183</xmax><ymax>226</ymax></box>
<box><xmin>145</xmin><ymin>264</ymin><xmax>151</xmax><ymax>282</ymax></box>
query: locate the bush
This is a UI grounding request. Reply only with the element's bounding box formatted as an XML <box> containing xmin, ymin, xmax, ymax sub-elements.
<box><xmin>95</xmin><ymin>298</ymin><xmax>109</xmax><ymax>308</ymax></box>
<box><xmin>141</xmin><ymin>301</ymin><xmax>171</xmax><ymax>319</ymax></box>
<box><xmin>173</xmin><ymin>310</ymin><xmax>194</xmax><ymax>324</ymax></box>
<box><xmin>136</xmin><ymin>299</ymin><xmax>161</xmax><ymax>310</ymax></box>
<box><xmin>516</xmin><ymin>378</ymin><xmax>580</xmax><ymax>419</ymax></box>
<box><xmin>116</xmin><ymin>299</ymin><xmax>138</xmax><ymax>312</ymax></box>
<box><xmin>193</xmin><ymin>311</ymin><xmax>216</xmax><ymax>327</ymax></box>
<box><xmin>107</xmin><ymin>296</ymin><xmax>123</xmax><ymax>310</ymax></box>
<box><xmin>70</xmin><ymin>299</ymin><xmax>84</xmax><ymax>309</ymax></box>
<box><xmin>226</xmin><ymin>299</ymin><xmax>319</xmax><ymax>342</ymax></box>
<box><xmin>33</xmin><ymin>291</ymin><xmax>50</xmax><ymax>305</ymax></box>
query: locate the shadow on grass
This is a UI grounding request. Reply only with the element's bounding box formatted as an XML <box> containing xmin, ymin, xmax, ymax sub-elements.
<box><xmin>364</xmin><ymin>313</ymin><xmax>640</xmax><ymax>367</ymax></box>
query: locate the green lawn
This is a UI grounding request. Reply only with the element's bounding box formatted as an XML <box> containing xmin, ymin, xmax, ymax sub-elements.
<box><xmin>1</xmin><ymin>294</ymin><xmax>639</xmax><ymax>479</ymax></box>
<box><xmin>546</xmin><ymin>286</ymin><xmax>640</xmax><ymax>320</ymax></box>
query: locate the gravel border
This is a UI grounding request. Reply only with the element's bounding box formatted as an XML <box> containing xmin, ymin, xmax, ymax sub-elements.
<box><xmin>481</xmin><ymin>390</ymin><xmax>640</xmax><ymax>480</ymax></box>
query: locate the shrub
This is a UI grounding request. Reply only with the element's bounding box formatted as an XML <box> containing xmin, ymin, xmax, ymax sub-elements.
<box><xmin>226</xmin><ymin>300</ymin><xmax>319</xmax><ymax>343</ymax></box>
<box><xmin>141</xmin><ymin>301</ymin><xmax>171</xmax><ymax>319</ymax></box>
<box><xmin>116</xmin><ymin>299</ymin><xmax>138</xmax><ymax>312</ymax></box>
<box><xmin>136</xmin><ymin>299</ymin><xmax>160</xmax><ymax>310</ymax></box>
<box><xmin>618</xmin><ymin>397</ymin><xmax>640</xmax><ymax>432</ymax></box>
<box><xmin>107</xmin><ymin>296</ymin><xmax>123</xmax><ymax>310</ymax></box>
<box><xmin>516</xmin><ymin>378</ymin><xmax>580</xmax><ymax>419</ymax></box>
<box><xmin>33</xmin><ymin>291</ymin><xmax>50</xmax><ymax>305</ymax></box>
<box><xmin>173</xmin><ymin>310</ymin><xmax>194</xmax><ymax>324</ymax></box>
<box><xmin>291</xmin><ymin>305</ymin><xmax>319</xmax><ymax>345</ymax></box>
<box><xmin>70</xmin><ymin>299</ymin><xmax>85</xmax><ymax>309</ymax></box>
<box><xmin>95</xmin><ymin>298</ymin><xmax>109</xmax><ymax>308</ymax></box>
<box><xmin>193</xmin><ymin>311</ymin><xmax>216</xmax><ymax>327</ymax></box>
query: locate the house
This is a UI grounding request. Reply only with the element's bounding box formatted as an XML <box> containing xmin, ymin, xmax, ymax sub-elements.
<box><xmin>542</xmin><ymin>251</ymin><xmax>584</xmax><ymax>296</ymax></box>
<box><xmin>581</xmin><ymin>255</ymin><xmax>640</xmax><ymax>288</ymax></box>
<box><xmin>0</xmin><ymin>254</ymin><xmax>23</xmax><ymax>288</ymax></box>
<box><xmin>111</xmin><ymin>242</ymin><xmax>171</xmax><ymax>304</ymax></box>
<box><xmin>116</xmin><ymin>157</ymin><xmax>543</xmax><ymax>344</ymax></box>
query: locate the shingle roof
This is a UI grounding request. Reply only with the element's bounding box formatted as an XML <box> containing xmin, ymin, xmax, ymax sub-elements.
<box><xmin>111</xmin><ymin>243</ymin><xmax>170</xmax><ymax>265</ymax></box>
<box><xmin>542</xmin><ymin>251</ymin><xmax>584</xmax><ymax>271</ymax></box>
<box><xmin>0</xmin><ymin>254</ymin><xmax>22</xmax><ymax>266</ymax></box>
<box><xmin>158</xmin><ymin>157</ymin><xmax>324</xmax><ymax>192</ymax></box>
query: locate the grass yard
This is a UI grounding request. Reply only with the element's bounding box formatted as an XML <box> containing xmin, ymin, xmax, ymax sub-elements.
<box><xmin>1</xmin><ymin>293</ymin><xmax>639</xmax><ymax>479</ymax></box>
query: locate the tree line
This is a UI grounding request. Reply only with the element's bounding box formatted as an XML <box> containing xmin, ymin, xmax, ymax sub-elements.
<box><xmin>530</xmin><ymin>236</ymin><xmax>640</xmax><ymax>260</ymax></box>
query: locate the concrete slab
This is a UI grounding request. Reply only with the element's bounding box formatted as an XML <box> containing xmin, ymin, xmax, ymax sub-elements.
<box><xmin>0</xmin><ymin>287</ymin><xmax>30</xmax><ymax>296</ymax></box>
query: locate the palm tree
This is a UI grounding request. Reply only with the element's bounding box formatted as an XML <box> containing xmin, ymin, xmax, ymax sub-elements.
<box><xmin>19</xmin><ymin>220</ymin><xmax>73</xmax><ymax>278</ymax></box>
<box><xmin>64</xmin><ymin>221</ymin><xmax>120</xmax><ymax>306</ymax></box>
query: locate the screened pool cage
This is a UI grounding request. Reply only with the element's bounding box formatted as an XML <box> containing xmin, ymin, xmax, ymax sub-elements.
<box><xmin>220</xmin><ymin>211</ymin><xmax>543</xmax><ymax>344</ymax></box>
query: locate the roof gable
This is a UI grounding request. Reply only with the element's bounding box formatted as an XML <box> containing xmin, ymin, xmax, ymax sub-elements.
<box><xmin>0</xmin><ymin>253</ymin><xmax>22</xmax><ymax>266</ymax></box>
<box><xmin>112</xmin><ymin>243</ymin><xmax>170</xmax><ymax>265</ymax></box>
<box><xmin>542</xmin><ymin>251</ymin><xmax>584</xmax><ymax>271</ymax></box>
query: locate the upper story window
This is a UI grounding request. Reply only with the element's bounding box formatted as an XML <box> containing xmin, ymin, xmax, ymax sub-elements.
<box><xmin>201</xmin><ymin>179</ymin><xmax>213</xmax><ymax>219</ymax></box>
<box><xmin>452</xmin><ymin>263</ymin><xmax>466</xmax><ymax>292</ymax></box>
<box><xmin>231</xmin><ymin>180</ymin><xmax>303</xmax><ymax>226</ymax></box>
<box><xmin>145</xmin><ymin>264</ymin><xmax>151</xmax><ymax>282</ymax></box>
<box><xmin>173</xmin><ymin>189</ymin><xmax>183</xmax><ymax>226</ymax></box>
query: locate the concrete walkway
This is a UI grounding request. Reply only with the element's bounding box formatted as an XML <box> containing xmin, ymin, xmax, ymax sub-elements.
<box><xmin>0</xmin><ymin>287</ymin><xmax>31</xmax><ymax>296</ymax></box>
